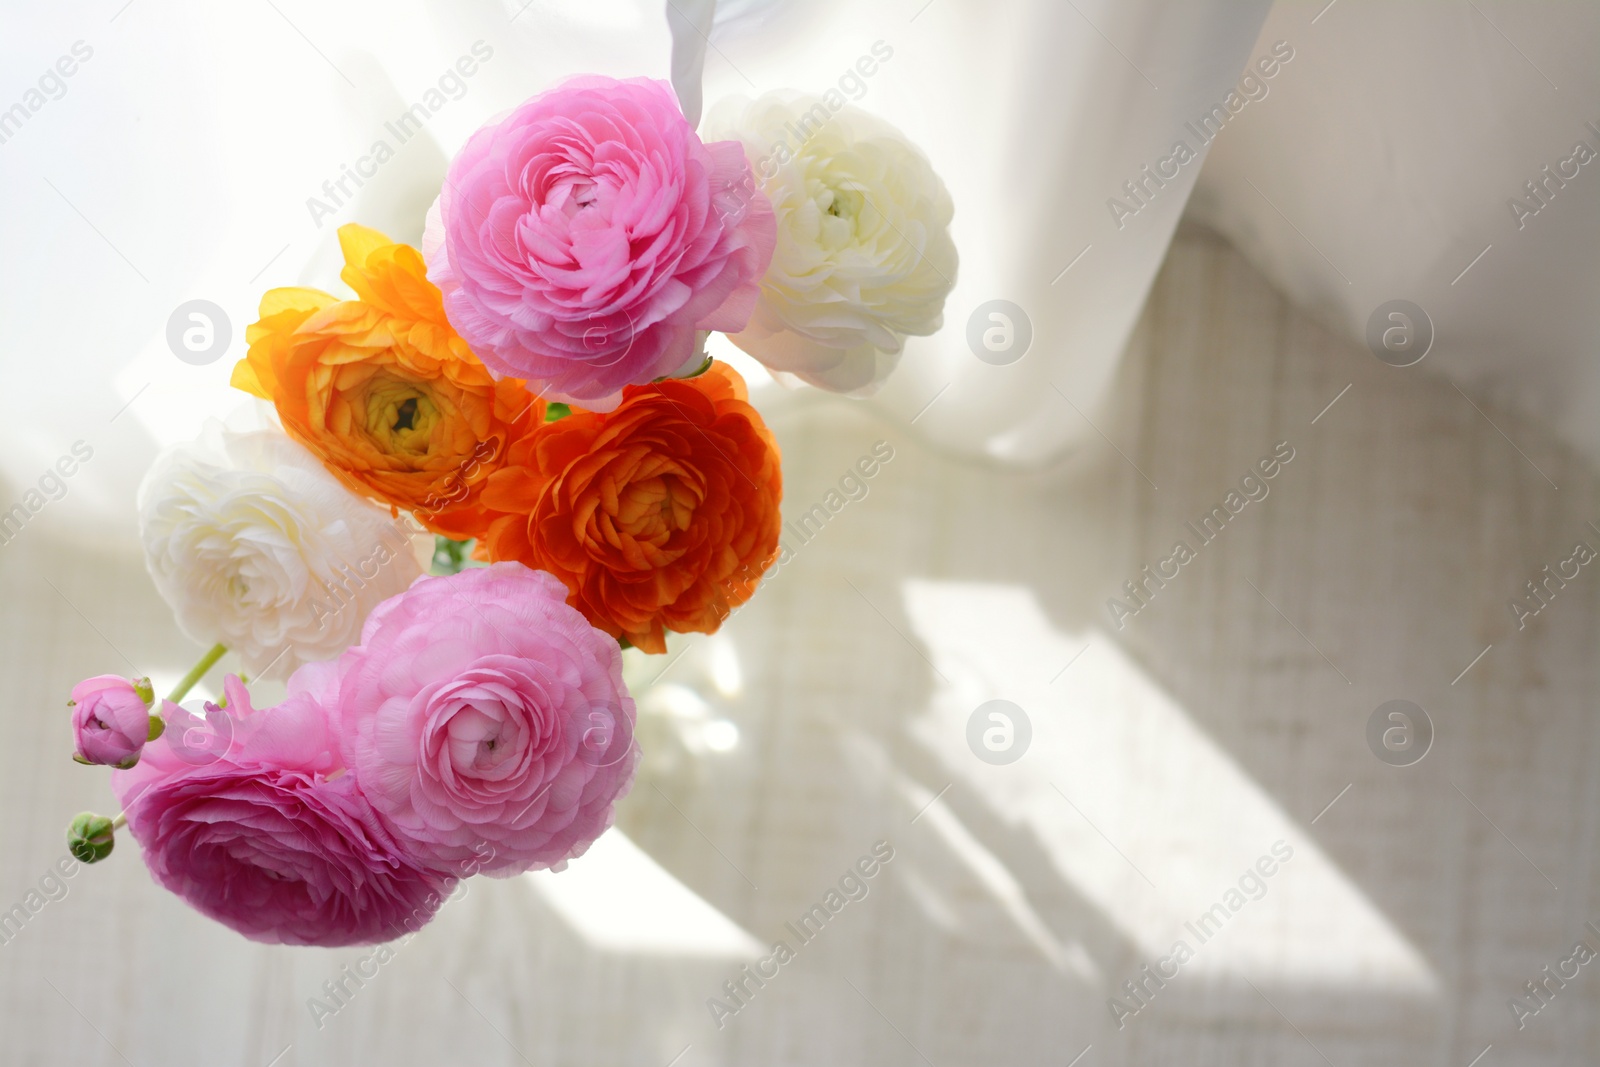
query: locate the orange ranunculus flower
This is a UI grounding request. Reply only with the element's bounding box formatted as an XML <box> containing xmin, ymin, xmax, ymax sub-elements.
<box><xmin>478</xmin><ymin>361</ymin><xmax>782</xmax><ymax>653</ymax></box>
<box><xmin>231</xmin><ymin>224</ymin><xmax>542</xmax><ymax>539</ymax></box>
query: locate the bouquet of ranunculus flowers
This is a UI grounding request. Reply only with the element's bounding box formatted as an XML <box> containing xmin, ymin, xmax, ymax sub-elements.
<box><xmin>62</xmin><ymin>72</ymin><xmax>955</xmax><ymax>946</ymax></box>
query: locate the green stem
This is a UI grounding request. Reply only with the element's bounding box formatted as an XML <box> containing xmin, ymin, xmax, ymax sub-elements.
<box><xmin>166</xmin><ymin>643</ymin><xmax>227</xmax><ymax>704</ymax></box>
<box><xmin>110</xmin><ymin>812</ymin><xmax>127</xmax><ymax>831</ymax></box>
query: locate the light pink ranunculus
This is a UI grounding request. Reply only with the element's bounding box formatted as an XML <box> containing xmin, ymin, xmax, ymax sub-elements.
<box><xmin>112</xmin><ymin>662</ymin><xmax>455</xmax><ymax>947</ymax></box>
<box><xmin>335</xmin><ymin>563</ymin><xmax>639</xmax><ymax>876</ymax></box>
<box><xmin>70</xmin><ymin>675</ymin><xmax>152</xmax><ymax>768</ymax></box>
<box><xmin>424</xmin><ymin>76</ymin><xmax>776</xmax><ymax>408</ymax></box>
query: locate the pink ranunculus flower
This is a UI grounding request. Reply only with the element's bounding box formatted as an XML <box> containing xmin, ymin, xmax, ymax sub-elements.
<box><xmin>335</xmin><ymin>562</ymin><xmax>639</xmax><ymax>877</ymax></box>
<box><xmin>70</xmin><ymin>675</ymin><xmax>153</xmax><ymax>768</ymax></box>
<box><xmin>424</xmin><ymin>76</ymin><xmax>776</xmax><ymax>408</ymax></box>
<box><xmin>112</xmin><ymin>663</ymin><xmax>456</xmax><ymax>947</ymax></box>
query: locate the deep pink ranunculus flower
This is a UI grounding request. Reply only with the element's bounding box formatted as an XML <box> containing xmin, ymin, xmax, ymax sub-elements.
<box><xmin>334</xmin><ymin>563</ymin><xmax>639</xmax><ymax>877</ymax></box>
<box><xmin>111</xmin><ymin>665</ymin><xmax>456</xmax><ymax>947</ymax></box>
<box><xmin>70</xmin><ymin>674</ymin><xmax>152</xmax><ymax>768</ymax></box>
<box><xmin>424</xmin><ymin>76</ymin><xmax>776</xmax><ymax>407</ymax></box>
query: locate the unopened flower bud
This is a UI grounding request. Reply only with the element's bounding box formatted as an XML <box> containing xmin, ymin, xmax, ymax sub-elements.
<box><xmin>69</xmin><ymin>675</ymin><xmax>154</xmax><ymax>768</ymax></box>
<box><xmin>67</xmin><ymin>812</ymin><xmax>115</xmax><ymax>864</ymax></box>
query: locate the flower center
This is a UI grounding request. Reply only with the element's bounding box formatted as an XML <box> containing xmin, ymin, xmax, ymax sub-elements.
<box><xmin>568</xmin><ymin>179</ymin><xmax>598</xmax><ymax>210</ymax></box>
<box><xmin>364</xmin><ymin>382</ymin><xmax>439</xmax><ymax>457</ymax></box>
<box><xmin>809</xmin><ymin>179</ymin><xmax>866</xmax><ymax>251</ymax></box>
<box><xmin>615</xmin><ymin>475</ymin><xmax>693</xmax><ymax>545</ymax></box>
<box><xmin>446</xmin><ymin>704</ymin><xmax>521</xmax><ymax>773</ymax></box>
<box><xmin>824</xmin><ymin>189</ymin><xmax>856</xmax><ymax>218</ymax></box>
<box><xmin>545</xmin><ymin>172</ymin><xmax>605</xmax><ymax>220</ymax></box>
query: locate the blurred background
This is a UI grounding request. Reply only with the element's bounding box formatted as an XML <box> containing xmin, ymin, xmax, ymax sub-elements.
<box><xmin>4</xmin><ymin>0</ymin><xmax>1600</xmax><ymax>1063</ymax></box>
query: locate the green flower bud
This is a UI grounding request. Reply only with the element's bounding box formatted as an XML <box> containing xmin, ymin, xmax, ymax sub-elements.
<box><xmin>67</xmin><ymin>812</ymin><xmax>115</xmax><ymax>864</ymax></box>
<box><xmin>132</xmin><ymin>677</ymin><xmax>155</xmax><ymax>707</ymax></box>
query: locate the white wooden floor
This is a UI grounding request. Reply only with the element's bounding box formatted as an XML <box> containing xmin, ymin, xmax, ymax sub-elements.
<box><xmin>4</xmin><ymin>225</ymin><xmax>1597</xmax><ymax>1066</ymax></box>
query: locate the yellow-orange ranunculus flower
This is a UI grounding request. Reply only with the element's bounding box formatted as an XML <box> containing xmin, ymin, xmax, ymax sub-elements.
<box><xmin>232</xmin><ymin>224</ymin><xmax>542</xmax><ymax>539</ymax></box>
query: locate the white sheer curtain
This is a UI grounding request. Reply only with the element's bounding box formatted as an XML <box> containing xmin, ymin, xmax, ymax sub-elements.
<box><xmin>672</xmin><ymin>0</ymin><xmax>1272</xmax><ymax>464</ymax></box>
<box><xmin>1190</xmin><ymin>1</ymin><xmax>1600</xmax><ymax>470</ymax></box>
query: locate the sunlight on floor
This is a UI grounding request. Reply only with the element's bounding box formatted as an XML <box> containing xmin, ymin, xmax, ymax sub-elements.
<box><xmin>525</xmin><ymin>827</ymin><xmax>764</xmax><ymax>958</ymax></box>
<box><xmin>901</xmin><ymin>578</ymin><xmax>1436</xmax><ymax>993</ymax></box>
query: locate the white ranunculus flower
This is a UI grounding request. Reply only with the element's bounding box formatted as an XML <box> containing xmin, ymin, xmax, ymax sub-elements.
<box><xmin>705</xmin><ymin>91</ymin><xmax>957</xmax><ymax>394</ymax></box>
<box><xmin>137</xmin><ymin>423</ymin><xmax>429</xmax><ymax>675</ymax></box>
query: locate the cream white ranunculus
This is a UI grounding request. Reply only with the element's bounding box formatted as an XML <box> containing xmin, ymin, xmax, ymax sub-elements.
<box><xmin>137</xmin><ymin>423</ymin><xmax>428</xmax><ymax>675</ymax></box>
<box><xmin>705</xmin><ymin>91</ymin><xmax>957</xmax><ymax>394</ymax></box>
